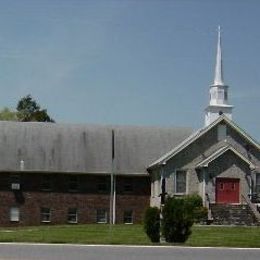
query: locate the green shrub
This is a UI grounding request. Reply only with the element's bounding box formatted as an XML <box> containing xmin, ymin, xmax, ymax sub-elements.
<box><xmin>162</xmin><ymin>197</ymin><xmax>193</xmax><ymax>243</ymax></box>
<box><xmin>144</xmin><ymin>207</ymin><xmax>160</xmax><ymax>243</ymax></box>
<box><xmin>184</xmin><ymin>194</ymin><xmax>208</xmax><ymax>223</ymax></box>
<box><xmin>193</xmin><ymin>206</ymin><xmax>208</xmax><ymax>223</ymax></box>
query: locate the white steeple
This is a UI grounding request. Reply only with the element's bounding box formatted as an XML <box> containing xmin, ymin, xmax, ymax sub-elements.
<box><xmin>205</xmin><ymin>26</ymin><xmax>233</xmax><ymax>126</ymax></box>
<box><xmin>214</xmin><ymin>26</ymin><xmax>224</xmax><ymax>86</ymax></box>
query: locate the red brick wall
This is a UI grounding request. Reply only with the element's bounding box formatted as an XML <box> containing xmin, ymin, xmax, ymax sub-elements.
<box><xmin>0</xmin><ymin>173</ymin><xmax>150</xmax><ymax>226</ymax></box>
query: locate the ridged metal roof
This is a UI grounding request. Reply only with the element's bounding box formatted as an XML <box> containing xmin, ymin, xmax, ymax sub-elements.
<box><xmin>0</xmin><ymin>121</ymin><xmax>192</xmax><ymax>175</ymax></box>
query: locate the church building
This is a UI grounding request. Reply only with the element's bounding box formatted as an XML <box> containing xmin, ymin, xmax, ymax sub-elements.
<box><xmin>0</xmin><ymin>28</ymin><xmax>259</xmax><ymax>226</ymax></box>
<box><xmin>148</xmin><ymin>27</ymin><xmax>260</xmax><ymax>224</ymax></box>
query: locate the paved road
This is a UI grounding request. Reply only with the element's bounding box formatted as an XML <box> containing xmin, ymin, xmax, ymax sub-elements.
<box><xmin>0</xmin><ymin>243</ymin><xmax>259</xmax><ymax>260</ymax></box>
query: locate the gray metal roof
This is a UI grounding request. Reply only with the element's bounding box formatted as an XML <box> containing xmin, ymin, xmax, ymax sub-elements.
<box><xmin>0</xmin><ymin>121</ymin><xmax>192</xmax><ymax>175</ymax></box>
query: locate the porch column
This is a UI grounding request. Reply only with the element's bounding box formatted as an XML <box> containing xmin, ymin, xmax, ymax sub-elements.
<box><xmin>202</xmin><ymin>167</ymin><xmax>207</xmax><ymax>207</ymax></box>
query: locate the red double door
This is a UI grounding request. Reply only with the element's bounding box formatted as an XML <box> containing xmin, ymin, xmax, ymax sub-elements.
<box><xmin>216</xmin><ymin>178</ymin><xmax>240</xmax><ymax>204</ymax></box>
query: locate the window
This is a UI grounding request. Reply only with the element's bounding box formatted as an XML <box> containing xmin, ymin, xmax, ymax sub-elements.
<box><xmin>41</xmin><ymin>175</ymin><xmax>52</xmax><ymax>191</ymax></box>
<box><xmin>256</xmin><ymin>174</ymin><xmax>260</xmax><ymax>194</ymax></box>
<box><xmin>10</xmin><ymin>207</ymin><xmax>20</xmax><ymax>222</ymax></box>
<box><xmin>68</xmin><ymin>175</ymin><xmax>79</xmax><ymax>192</ymax></box>
<box><xmin>124</xmin><ymin>178</ymin><xmax>133</xmax><ymax>193</ymax></box>
<box><xmin>96</xmin><ymin>209</ymin><xmax>108</xmax><ymax>223</ymax></box>
<box><xmin>10</xmin><ymin>174</ymin><xmax>21</xmax><ymax>190</ymax></box>
<box><xmin>97</xmin><ymin>177</ymin><xmax>109</xmax><ymax>193</ymax></box>
<box><xmin>123</xmin><ymin>210</ymin><xmax>133</xmax><ymax>224</ymax></box>
<box><xmin>41</xmin><ymin>207</ymin><xmax>51</xmax><ymax>223</ymax></box>
<box><xmin>67</xmin><ymin>208</ymin><xmax>78</xmax><ymax>224</ymax></box>
<box><xmin>175</xmin><ymin>170</ymin><xmax>186</xmax><ymax>194</ymax></box>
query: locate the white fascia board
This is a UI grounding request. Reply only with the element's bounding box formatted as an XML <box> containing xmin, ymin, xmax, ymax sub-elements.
<box><xmin>148</xmin><ymin>115</ymin><xmax>260</xmax><ymax>170</ymax></box>
<box><xmin>196</xmin><ymin>145</ymin><xmax>255</xmax><ymax>170</ymax></box>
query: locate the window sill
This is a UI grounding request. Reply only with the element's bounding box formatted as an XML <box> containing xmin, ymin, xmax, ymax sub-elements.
<box><xmin>174</xmin><ymin>193</ymin><xmax>187</xmax><ymax>196</ymax></box>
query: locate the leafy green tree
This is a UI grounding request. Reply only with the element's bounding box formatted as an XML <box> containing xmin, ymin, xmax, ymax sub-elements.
<box><xmin>16</xmin><ymin>95</ymin><xmax>55</xmax><ymax>122</ymax></box>
<box><xmin>0</xmin><ymin>107</ymin><xmax>18</xmax><ymax>121</ymax></box>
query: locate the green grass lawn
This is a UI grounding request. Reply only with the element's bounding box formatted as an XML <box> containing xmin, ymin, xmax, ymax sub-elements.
<box><xmin>0</xmin><ymin>224</ymin><xmax>260</xmax><ymax>248</ymax></box>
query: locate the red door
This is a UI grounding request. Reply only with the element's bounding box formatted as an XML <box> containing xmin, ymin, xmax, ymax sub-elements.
<box><xmin>216</xmin><ymin>178</ymin><xmax>240</xmax><ymax>204</ymax></box>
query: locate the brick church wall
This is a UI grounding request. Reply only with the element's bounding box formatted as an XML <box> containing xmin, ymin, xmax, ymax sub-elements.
<box><xmin>0</xmin><ymin>173</ymin><xmax>150</xmax><ymax>226</ymax></box>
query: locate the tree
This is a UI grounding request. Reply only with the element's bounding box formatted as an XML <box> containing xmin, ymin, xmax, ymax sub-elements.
<box><xmin>16</xmin><ymin>95</ymin><xmax>55</xmax><ymax>122</ymax></box>
<box><xmin>0</xmin><ymin>107</ymin><xmax>18</xmax><ymax>121</ymax></box>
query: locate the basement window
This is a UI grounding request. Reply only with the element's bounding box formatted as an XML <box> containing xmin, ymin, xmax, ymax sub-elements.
<box><xmin>96</xmin><ymin>209</ymin><xmax>108</xmax><ymax>224</ymax></box>
<box><xmin>123</xmin><ymin>210</ymin><xmax>133</xmax><ymax>224</ymax></box>
<box><xmin>10</xmin><ymin>207</ymin><xmax>20</xmax><ymax>222</ymax></box>
<box><xmin>67</xmin><ymin>208</ymin><xmax>78</xmax><ymax>224</ymax></box>
<box><xmin>41</xmin><ymin>207</ymin><xmax>51</xmax><ymax>223</ymax></box>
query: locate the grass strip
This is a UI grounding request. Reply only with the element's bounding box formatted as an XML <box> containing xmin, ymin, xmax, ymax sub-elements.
<box><xmin>0</xmin><ymin>225</ymin><xmax>260</xmax><ymax>248</ymax></box>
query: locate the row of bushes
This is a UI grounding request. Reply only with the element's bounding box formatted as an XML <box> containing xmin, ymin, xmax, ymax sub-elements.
<box><xmin>144</xmin><ymin>195</ymin><xmax>208</xmax><ymax>243</ymax></box>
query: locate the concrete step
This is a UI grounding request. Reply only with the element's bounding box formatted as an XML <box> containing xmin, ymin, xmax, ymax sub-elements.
<box><xmin>210</xmin><ymin>204</ymin><xmax>258</xmax><ymax>225</ymax></box>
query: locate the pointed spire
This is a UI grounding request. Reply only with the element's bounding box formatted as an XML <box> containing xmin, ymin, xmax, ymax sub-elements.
<box><xmin>213</xmin><ymin>26</ymin><xmax>224</xmax><ymax>86</ymax></box>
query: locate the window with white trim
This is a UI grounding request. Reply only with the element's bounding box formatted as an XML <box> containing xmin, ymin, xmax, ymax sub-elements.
<box><xmin>67</xmin><ymin>208</ymin><xmax>78</xmax><ymax>223</ymax></box>
<box><xmin>175</xmin><ymin>170</ymin><xmax>187</xmax><ymax>194</ymax></box>
<box><xmin>123</xmin><ymin>210</ymin><xmax>133</xmax><ymax>224</ymax></box>
<box><xmin>10</xmin><ymin>207</ymin><xmax>20</xmax><ymax>222</ymax></box>
<box><xmin>40</xmin><ymin>207</ymin><xmax>51</xmax><ymax>223</ymax></box>
<box><xmin>96</xmin><ymin>209</ymin><xmax>108</xmax><ymax>223</ymax></box>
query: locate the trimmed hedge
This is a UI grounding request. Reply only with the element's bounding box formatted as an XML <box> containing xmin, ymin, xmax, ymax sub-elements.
<box><xmin>144</xmin><ymin>195</ymin><xmax>208</xmax><ymax>243</ymax></box>
<box><xmin>162</xmin><ymin>197</ymin><xmax>193</xmax><ymax>243</ymax></box>
<box><xmin>143</xmin><ymin>207</ymin><xmax>160</xmax><ymax>242</ymax></box>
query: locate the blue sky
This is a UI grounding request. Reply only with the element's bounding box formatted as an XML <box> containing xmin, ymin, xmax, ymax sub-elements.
<box><xmin>0</xmin><ymin>0</ymin><xmax>260</xmax><ymax>140</ymax></box>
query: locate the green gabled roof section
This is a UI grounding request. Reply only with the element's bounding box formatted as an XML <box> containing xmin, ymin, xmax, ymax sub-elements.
<box><xmin>148</xmin><ymin>115</ymin><xmax>260</xmax><ymax>170</ymax></box>
<box><xmin>196</xmin><ymin>145</ymin><xmax>255</xmax><ymax>170</ymax></box>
